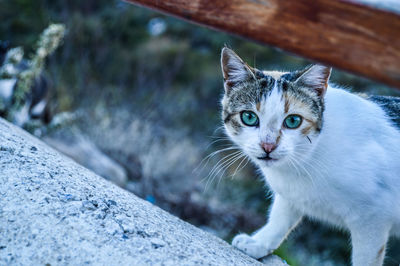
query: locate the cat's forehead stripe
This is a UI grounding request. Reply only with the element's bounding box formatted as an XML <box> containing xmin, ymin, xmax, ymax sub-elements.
<box><xmin>284</xmin><ymin>95</ymin><xmax>290</xmax><ymax>113</ymax></box>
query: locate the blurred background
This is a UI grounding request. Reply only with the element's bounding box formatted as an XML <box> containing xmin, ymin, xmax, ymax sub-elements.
<box><xmin>1</xmin><ymin>0</ymin><xmax>399</xmax><ymax>265</ymax></box>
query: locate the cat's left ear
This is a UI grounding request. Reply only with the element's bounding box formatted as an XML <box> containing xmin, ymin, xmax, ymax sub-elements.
<box><xmin>221</xmin><ymin>47</ymin><xmax>256</xmax><ymax>93</ymax></box>
<box><xmin>294</xmin><ymin>65</ymin><xmax>332</xmax><ymax>97</ymax></box>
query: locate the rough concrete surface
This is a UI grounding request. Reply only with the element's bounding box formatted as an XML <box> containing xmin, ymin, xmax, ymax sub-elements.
<box><xmin>0</xmin><ymin>118</ymin><xmax>286</xmax><ymax>265</ymax></box>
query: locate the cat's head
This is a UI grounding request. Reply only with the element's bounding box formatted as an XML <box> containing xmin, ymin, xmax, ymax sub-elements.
<box><xmin>220</xmin><ymin>47</ymin><xmax>331</xmax><ymax>168</ymax></box>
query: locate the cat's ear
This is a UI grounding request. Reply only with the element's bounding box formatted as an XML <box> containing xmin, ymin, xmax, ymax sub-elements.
<box><xmin>221</xmin><ymin>47</ymin><xmax>256</xmax><ymax>93</ymax></box>
<box><xmin>294</xmin><ymin>65</ymin><xmax>331</xmax><ymax>97</ymax></box>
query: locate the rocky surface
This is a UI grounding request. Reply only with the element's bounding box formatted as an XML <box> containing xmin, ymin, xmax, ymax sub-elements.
<box><xmin>0</xmin><ymin>118</ymin><xmax>286</xmax><ymax>265</ymax></box>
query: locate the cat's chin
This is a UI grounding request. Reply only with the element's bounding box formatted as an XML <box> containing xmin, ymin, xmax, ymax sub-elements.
<box><xmin>256</xmin><ymin>156</ymin><xmax>280</xmax><ymax>166</ymax></box>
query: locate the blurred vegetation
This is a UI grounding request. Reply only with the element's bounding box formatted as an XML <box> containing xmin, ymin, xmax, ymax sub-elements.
<box><xmin>1</xmin><ymin>0</ymin><xmax>399</xmax><ymax>265</ymax></box>
<box><xmin>1</xmin><ymin>24</ymin><xmax>65</xmax><ymax>124</ymax></box>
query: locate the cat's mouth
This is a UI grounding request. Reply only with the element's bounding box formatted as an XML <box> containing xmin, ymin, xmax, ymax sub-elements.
<box><xmin>257</xmin><ymin>155</ymin><xmax>278</xmax><ymax>161</ymax></box>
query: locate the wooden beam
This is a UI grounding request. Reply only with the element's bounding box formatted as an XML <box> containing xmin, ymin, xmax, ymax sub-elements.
<box><xmin>124</xmin><ymin>0</ymin><xmax>400</xmax><ymax>89</ymax></box>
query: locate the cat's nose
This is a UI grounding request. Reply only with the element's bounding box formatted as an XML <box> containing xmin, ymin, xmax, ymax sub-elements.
<box><xmin>261</xmin><ymin>142</ymin><xmax>277</xmax><ymax>154</ymax></box>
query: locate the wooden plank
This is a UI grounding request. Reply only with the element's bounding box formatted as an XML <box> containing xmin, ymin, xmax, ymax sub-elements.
<box><xmin>124</xmin><ymin>0</ymin><xmax>400</xmax><ymax>89</ymax></box>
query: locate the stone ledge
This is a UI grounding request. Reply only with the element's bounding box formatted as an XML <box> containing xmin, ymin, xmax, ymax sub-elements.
<box><xmin>0</xmin><ymin>118</ymin><xmax>286</xmax><ymax>265</ymax></box>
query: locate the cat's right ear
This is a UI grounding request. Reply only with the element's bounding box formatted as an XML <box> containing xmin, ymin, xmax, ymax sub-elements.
<box><xmin>294</xmin><ymin>64</ymin><xmax>331</xmax><ymax>97</ymax></box>
<box><xmin>221</xmin><ymin>47</ymin><xmax>256</xmax><ymax>93</ymax></box>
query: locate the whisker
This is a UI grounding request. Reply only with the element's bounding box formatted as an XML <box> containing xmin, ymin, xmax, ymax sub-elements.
<box><xmin>216</xmin><ymin>153</ymin><xmax>246</xmax><ymax>188</ymax></box>
<box><xmin>202</xmin><ymin>151</ymin><xmax>242</xmax><ymax>190</ymax></box>
<box><xmin>231</xmin><ymin>155</ymin><xmax>249</xmax><ymax>178</ymax></box>
<box><xmin>289</xmin><ymin>151</ymin><xmax>331</xmax><ymax>191</ymax></box>
<box><xmin>204</xmin><ymin>150</ymin><xmax>242</xmax><ymax>180</ymax></box>
<box><xmin>210</xmin><ymin>152</ymin><xmax>243</xmax><ymax>180</ymax></box>
<box><xmin>193</xmin><ymin>146</ymin><xmax>239</xmax><ymax>174</ymax></box>
<box><xmin>205</xmin><ymin>154</ymin><xmax>244</xmax><ymax>192</ymax></box>
<box><xmin>203</xmin><ymin>139</ymin><xmax>232</xmax><ymax>151</ymax></box>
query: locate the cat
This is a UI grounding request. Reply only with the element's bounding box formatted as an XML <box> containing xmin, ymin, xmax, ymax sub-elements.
<box><xmin>220</xmin><ymin>47</ymin><xmax>400</xmax><ymax>266</ymax></box>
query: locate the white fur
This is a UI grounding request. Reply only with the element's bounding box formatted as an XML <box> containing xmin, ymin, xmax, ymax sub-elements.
<box><xmin>229</xmin><ymin>85</ymin><xmax>400</xmax><ymax>266</ymax></box>
<box><xmin>30</xmin><ymin>99</ymin><xmax>47</xmax><ymax>117</ymax></box>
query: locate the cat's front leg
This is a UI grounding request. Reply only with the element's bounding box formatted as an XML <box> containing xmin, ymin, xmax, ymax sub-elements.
<box><xmin>349</xmin><ymin>221</ymin><xmax>390</xmax><ymax>266</ymax></box>
<box><xmin>232</xmin><ymin>195</ymin><xmax>302</xmax><ymax>259</ymax></box>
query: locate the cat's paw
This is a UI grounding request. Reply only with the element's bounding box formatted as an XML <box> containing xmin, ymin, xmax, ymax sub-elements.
<box><xmin>232</xmin><ymin>234</ymin><xmax>271</xmax><ymax>259</ymax></box>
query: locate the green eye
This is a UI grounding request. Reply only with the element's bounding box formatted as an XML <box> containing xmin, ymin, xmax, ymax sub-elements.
<box><xmin>241</xmin><ymin>111</ymin><xmax>259</xmax><ymax>126</ymax></box>
<box><xmin>284</xmin><ymin>115</ymin><xmax>302</xmax><ymax>129</ymax></box>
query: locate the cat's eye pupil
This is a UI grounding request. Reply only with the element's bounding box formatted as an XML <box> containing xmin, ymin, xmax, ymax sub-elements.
<box><xmin>241</xmin><ymin>111</ymin><xmax>259</xmax><ymax>126</ymax></box>
<box><xmin>284</xmin><ymin>115</ymin><xmax>302</xmax><ymax>129</ymax></box>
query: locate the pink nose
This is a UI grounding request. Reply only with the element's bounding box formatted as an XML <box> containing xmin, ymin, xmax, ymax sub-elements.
<box><xmin>261</xmin><ymin>142</ymin><xmax>277</xmax><ymax>153</ymax></box>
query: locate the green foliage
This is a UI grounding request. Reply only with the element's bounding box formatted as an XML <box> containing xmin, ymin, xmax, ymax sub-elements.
<box><xmin>13</xmin><ymin>24</ymin><xmax>65</xmax><ymax>109</ymax></box>
<box><xmin>0</xmin><ymin>23</ymin><xmax>65</xmax><ymax>124</ymax></box>
<box><xmin>274</xmin><ymin>243</ymin><xmax>300</xmax><ymax>266</ymax></box>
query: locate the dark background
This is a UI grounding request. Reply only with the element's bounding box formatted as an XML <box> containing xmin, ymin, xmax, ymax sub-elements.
<box><xmin>1</xmin><ymin>0</ymin><xmax>399</xmax><ymax>265</ymax></box>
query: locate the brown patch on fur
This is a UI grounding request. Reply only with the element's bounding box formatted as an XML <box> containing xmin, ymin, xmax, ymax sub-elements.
<box><xmin>301</xmin><ymin>125</ymin><xmax>314</xmax><ymax>135</ymax></box>
<box><xmin>377</xmin><ymin>245</ymin><xmax>385</xmax><ymax>258</ymax></box>
<box><xmin>304</xmin><ymin>118</ymin><xmax>317</xmax><ymax>128</ymax></box>
<box><xmin>276</xmin><ymin>134</ymin><xmax>281</xmax><ymax>145</ymax></box>
<box><xmin>284</xmin><ymin>92</ymin><xmax>310</xmax><ymax>114</ymax></box>
<box><xmin>302</xmin><ymin>117</ymin><xmax>319</xmax><ymax>135</ymax></box>
<box><xmin>284</xmin><ymin>96</ymin><xmax>290</xmax><ymax>113</ymax></box>
<box><xmin>256</xmin><ymin>102</ymin><xmax>261</xmax><ymax>111</ymax></box>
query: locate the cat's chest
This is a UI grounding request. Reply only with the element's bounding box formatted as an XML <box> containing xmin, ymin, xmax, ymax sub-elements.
<box><xmin>262</xmin><ymin>168</ymin><xmax>318</xmax><ymax>200</ymax></box>
<box><xmin>262</xmin><ymin>168</ymin><xmax>346</xmax><ymax>225</ymax></box>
